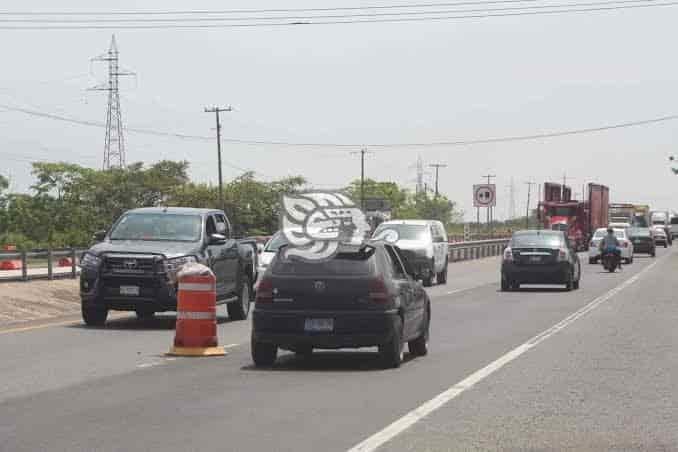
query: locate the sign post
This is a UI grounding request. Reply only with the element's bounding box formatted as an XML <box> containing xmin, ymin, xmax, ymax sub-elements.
<box><xmin>473</xmin><ymin>184</ymin><xmax>496</xmax><ymax>235</ymax></box>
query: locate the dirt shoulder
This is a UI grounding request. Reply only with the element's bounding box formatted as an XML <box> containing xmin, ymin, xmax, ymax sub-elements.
<box><xmin>0</xmin><ymin>279</ymin><xmax>80</xmax><ymax>327</ymax></box>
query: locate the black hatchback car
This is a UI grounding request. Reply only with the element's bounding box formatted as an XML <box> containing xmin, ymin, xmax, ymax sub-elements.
<box><xmin>251</xmin><ymin>241</ymin><xmax>431</xmax><ymax>368</ymax></box>
<box><xmin>501</xmin><ymin>230</ymin><xmax>581</xmax><ymax>291</ymax></box>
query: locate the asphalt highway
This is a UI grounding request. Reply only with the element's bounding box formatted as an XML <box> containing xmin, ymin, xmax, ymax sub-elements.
<box><xmin>1</xmin><ymin>249</ymin><xmax>676</xmax><ymax>451</ymax></box>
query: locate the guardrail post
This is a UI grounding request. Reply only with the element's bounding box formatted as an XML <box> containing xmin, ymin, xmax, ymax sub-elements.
<box><xmin>71</xmin><ymin>248</ymin><xmax>77</xmax><ymax>279</ymax></box>
<box><xmin>47</xmin><ymin>249</ymin><xmax>53</xmax><ymax>280</ymax></box>
<box><xmin>21</xmin><ymin>251</ymin><xmax>28</xmax><ymax>281</ymax></box>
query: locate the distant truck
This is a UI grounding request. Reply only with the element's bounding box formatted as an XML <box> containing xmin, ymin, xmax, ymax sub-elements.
<box><xmin>608</xmin><ymin>203</ymin><xmax>636</xmax><ymax>227</ymax></box>
<box><xmin>538</xmin><ymin>182</ymin><xmax>609</xmax><ymax>251</ymax></box>
<box><xmin>609</xmin><ymin>203</ymin><xmax>650</xmax><ymax>228</ymax></box>
<box><xmin>79</xmin><ymin>207</ymin><xmax>258</xmax><ymax>326</ymax></box>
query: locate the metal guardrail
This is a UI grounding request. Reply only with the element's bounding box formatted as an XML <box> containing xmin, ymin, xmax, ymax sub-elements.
<box><xmin>448</xmin><ymin>239</ymin><xmax>510</xmax><ymax>262</ymax></box>
<box><xmin>0</xmin><ymin>239</ymin><xmax>507</xmax><ymax>283</ymax></box>
<box><xmin>0</xmin><ymin>248</ymin><xmax>87</xmax><ymax>282</ymax></box>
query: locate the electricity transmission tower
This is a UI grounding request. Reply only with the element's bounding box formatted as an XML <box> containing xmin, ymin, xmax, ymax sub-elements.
<box><xmin>416</xmin><ymin>156</ymin><xmax>424</xmax><ymax>195</ymax></box>
<box><xmin>90</xmin><ymin>35</ymin><xmax>135</xmax><ymax>170</ymax></box>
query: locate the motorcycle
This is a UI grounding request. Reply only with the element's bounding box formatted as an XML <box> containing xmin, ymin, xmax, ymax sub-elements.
<box><xmin>601</xmin><ymin>249</ymin><xmax>620</xmax><ymax>273</ymax></box>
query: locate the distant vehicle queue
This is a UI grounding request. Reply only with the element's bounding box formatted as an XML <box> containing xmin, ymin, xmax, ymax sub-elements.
<box><xmin>76</xmin><ymin>184</ymin><xmax>673</xmax><ymax>369</ymax></box>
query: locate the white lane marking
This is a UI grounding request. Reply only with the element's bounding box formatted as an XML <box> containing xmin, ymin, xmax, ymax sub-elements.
<box><xmin>224</xmin><ymin>343</ymin><xmax>240</xmax><ymax>349</ymax></box>
<box><xmin>347</xmin><ymin>257</ymin><xmax>663</xmax><ymax>452</ymax></box>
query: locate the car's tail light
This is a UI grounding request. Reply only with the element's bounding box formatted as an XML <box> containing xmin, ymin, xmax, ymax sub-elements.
<box><xmin>369</xmin><ymin>277</ymin><xmax>390</xmax><ymax>303</ymax></box>
<box><xmin>622</xmin><ymin>240</ymin><xmax>629</xmax><ymax>248</ymax></box>
<box><xmin>503</xmin><ymin>247</ymin><xmax>513</xmax><ymax>262</ymax></box>
<box><xmin>255</xmin><ymin>277</ymin><xmax>273</xmax><ymax>303</ymax></box>
<box><xmin>558</xmin><ymin>248</ymin><xmax>568</xmax><ymax>261</ymax></box>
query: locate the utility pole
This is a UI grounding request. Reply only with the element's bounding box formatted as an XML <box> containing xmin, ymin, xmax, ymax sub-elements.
<box><xmin>525</xmin><ymin>181</ymin><xmax>536</xmax><ymax>229</ymax></box>
<box><xmin>429</xmin><ymin>163</ymin><xmax>447</xmax><ymax>198</ymax></box>
<box><xmin>561</xmin><ymin>173</ymin><xmax>572</xmax><ymax>200</ymax></box>
<box><xmin>351</xmin><ymin>148</ymin><xmax>371</xmax><ymax>211</ymax></box>
<box><xmin>508</xmin><ymin>177</ymin><xmax>516</xmax><ymax>220</ymax></box>
<box><xmin>481</xmin><ymin>174</ymin><xmax>496</xmax><ymax>233</ymax></box>
<box><xmin>90</xmin><ymin>35</ymin><xmax>135</xmax><ymax>170</ymax></box>
<box><xmin>204</xmin><ymin>106</ymin><xmax>232</xmax><ymax>211</ymax></box>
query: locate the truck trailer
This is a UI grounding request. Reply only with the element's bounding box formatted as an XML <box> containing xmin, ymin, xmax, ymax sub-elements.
<box><xmin>539</xmin><ymin>182</ymin><xmax>609</xmax><ymax>251</ymax></box>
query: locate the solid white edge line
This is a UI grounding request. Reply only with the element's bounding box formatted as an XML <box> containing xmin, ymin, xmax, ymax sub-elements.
<box><xmin>347</xmin><ymin>256</ymin><xmax>664</xmax><ymax>452</ymax></box>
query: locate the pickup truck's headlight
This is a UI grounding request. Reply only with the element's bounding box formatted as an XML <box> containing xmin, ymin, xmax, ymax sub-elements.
<box><xmin>164</xmin><ymin>255</ymin><xmax>198</xmax><ymax>274</ymax></box>
<box><xmin>81</xmin><ymin>252</ymin><xmax>101</xmax><ymax>268</ymax></box>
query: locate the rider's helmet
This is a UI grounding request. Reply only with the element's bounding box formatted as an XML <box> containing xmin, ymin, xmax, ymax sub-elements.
<box><xmin>607</xmin><ymin>227</ymin><xmax>614</xmax><ymax>234</ymax></box>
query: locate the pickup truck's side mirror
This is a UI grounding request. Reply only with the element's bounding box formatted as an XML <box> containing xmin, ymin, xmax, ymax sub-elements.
<box><xmin>209</xmin><ymin>233</ymin><xmax>227</xmax><ymax>245</ymax></box>
<box><xmin>93</xmin><ymin>230</ymin><xmax>107</xmax><ymax>242</ymax></box>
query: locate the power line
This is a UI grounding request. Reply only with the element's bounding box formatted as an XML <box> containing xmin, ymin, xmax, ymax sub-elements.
<box><xmin>0</xmin><ymin>1</ymin><xmax>676</xmax><ymax>29</ymax></box>
<box><xmin>0</xmin><ymin>1</ymin><xmax>573</xmax><ymax>15</ymax></box>
<box><xmin>0</xmin><ymin>0</ymin><xmax>663</xmax><ymax>23</ymax></box>
<box><xmin>2</xmin><ymin>102</ymin><xmax>678</xmax><ymax>149</ymax></box>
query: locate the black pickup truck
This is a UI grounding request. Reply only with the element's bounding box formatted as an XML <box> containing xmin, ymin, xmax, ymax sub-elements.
<box><xmin>79</xmin><ymin>207</ymin><xmax>258</xmax><ymax>326</ymax></box>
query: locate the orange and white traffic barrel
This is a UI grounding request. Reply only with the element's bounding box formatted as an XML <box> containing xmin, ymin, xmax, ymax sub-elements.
<box><xmin>168</xmin><ymin>263</ymin><xmax>225</xmax><ymax>357</ymax></box>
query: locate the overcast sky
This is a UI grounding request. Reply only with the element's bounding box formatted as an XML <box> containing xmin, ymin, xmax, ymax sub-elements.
<box><xmin>2</xmin><ymin>0</ymin><xmax>678</xmax><ymax>220</ymax></box>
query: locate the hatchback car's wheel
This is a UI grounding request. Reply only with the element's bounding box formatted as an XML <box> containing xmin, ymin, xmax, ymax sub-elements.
<box><xmin>422</xmin><ymin>274</ymin><xmax>433</xmax><ymax>287</ymax></box>
<box><xmin>228</xmin><ymin>275</ymin><xmax>252</xmax><ymax>320</ymax></box>
<box><xmin>251</xmin><ymin>338</ymin><xmax>278</xmax><ymax>367</ymax></box>
<box><xmin>408</xmin><ymin>307</ymin><xmax>429</xmax><ymax>357</ymax></box>
<box><xmin>511</xmin><ymin>281</ymin><xmax>520</xmax><ymax>290</ymax></box>
<box><xmin>565</xmin><ymin>271</ymin><xmax>574</xmax><ymax>291</ymax></box>
<box><xmin>588</xmin><ymin>257</ymin><xmax>596</xmax><ymax>264</ymax></box>
<box><xmin>82</xmin><ymin>305</ymin><xmax>108</xmax><ymax>327</ymax></box>
<box><xmin>501</xmin><ymin>276</ymin><xmax>510</xmax><ymax>292</ymax></box>
<box><xmin>379</xmin><ymin>317</ymin><xmax>404</xmax><ymax>368</ymax></box>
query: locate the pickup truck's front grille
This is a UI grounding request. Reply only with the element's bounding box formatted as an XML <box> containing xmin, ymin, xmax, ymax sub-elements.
<box><xmin>104</xmin><ymin>255</ymin><xmax>157</xmax><ymax>274</ymax></box>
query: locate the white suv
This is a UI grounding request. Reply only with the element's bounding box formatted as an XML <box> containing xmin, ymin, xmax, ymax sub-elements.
<box><xmin>372</xmin><ymin>220</ymin><xmax>449</xmax><ymax>286</ymax></box>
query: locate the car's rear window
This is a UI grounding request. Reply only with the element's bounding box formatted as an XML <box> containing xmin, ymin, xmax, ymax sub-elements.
<box><xmin>273</xmin><ymin>249</ymin><xmax>375</xmax><ymax>275</ymax></box>
<box><xmin>630</xmin><ymin>228</ymin><xmax>651</xmax><ymax>237</ymax></box>
<box><xmin>511</xmin><ymin>232</ymin><xmax>563</xmax><ymax>248</ymax></box>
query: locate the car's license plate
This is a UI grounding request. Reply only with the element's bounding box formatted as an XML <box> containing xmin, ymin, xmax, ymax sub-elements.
<box><xmin>120</xmin><ymin>285</ymin><xmax>140</xmax><ymax>296</ymax></box>
<box><xmin>530</xmin><ymin>256</ymin><xmax>542</xmax><ymax>263</ymax></box>
<box><xmin>304</xmin><ymin>318</ymin><xmax>334</xmax><ymax>332</ymax></box>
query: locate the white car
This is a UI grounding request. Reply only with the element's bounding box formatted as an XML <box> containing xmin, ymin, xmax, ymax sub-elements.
<box><xmin>254</xmin><ymin>232</ymin><xmax>287</xmax><ymax>288</ymax></box>
<box><xmin>588</xmin><ymin>228</ymin><xmax>634</xmax><ymax>264</ymax></box>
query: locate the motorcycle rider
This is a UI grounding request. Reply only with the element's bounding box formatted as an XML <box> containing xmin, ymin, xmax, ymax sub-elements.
<box><xmin>599</xmin><ymin>227</ymin><xmax>622</xmax><ymax>269</ymax></box>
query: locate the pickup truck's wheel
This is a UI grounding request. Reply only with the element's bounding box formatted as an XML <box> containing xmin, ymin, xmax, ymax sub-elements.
<box><xmin>82</xmin><ymin>305</ymin><xmax>108</xmax><ymax>326</ymax></box>
<box><xmin>436</xmin><ymin>259</ymin><xmax>448</xmax><ymax>285</ymax></box>
<box><xmin>228</xmin><ymin>275</ymin><xmax>252</xmax><ymax>321</ymax></box>
<box><xmin>379</xmin><ymin>317</ymin><xmax>404</xmax><ymax>368</ymax></box>
<box><xmin>422</xmin><ymin>260</ymin><xmax>434</xmax><ymax>287</ymax></box>
<box><xmin>251</xmin><ymin>338</ymin><xmax>277</xmax><ymax>367</ymax></box>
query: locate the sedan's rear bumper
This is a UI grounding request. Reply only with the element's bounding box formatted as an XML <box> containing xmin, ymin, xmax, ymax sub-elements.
<box><xmin>252</xmin><ymin>309</ymin><xmax>400</xmax><ymax>349</ymax></box>
<box><xmin>502</xmin><ymin>261</ymin><xmax>572</xmax><ymax>285</ymax></box>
